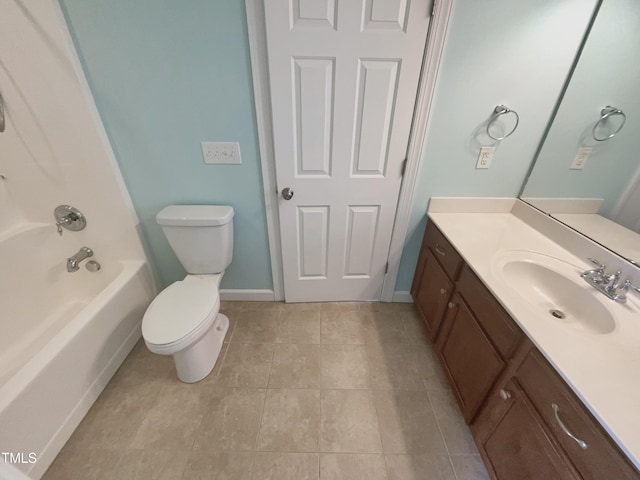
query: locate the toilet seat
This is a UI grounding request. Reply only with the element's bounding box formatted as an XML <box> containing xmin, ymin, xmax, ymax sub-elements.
<box><xmin>142</xmin><ymin>275</ymin><xmax>221</xmax><ymax>354</ymax></box>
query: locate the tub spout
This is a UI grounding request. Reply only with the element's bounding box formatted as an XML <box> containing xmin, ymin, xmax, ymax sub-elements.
<box><xmin>66</xmin><ymin>247</ymin><xmax>93</xmax><ymax>272</ymax></box>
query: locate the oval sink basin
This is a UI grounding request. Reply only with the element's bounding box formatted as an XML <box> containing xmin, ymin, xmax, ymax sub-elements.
<box><xmin>493</xmin><ymin>251</ymin><xmax>616</xmax><ymax>335</ymax></box>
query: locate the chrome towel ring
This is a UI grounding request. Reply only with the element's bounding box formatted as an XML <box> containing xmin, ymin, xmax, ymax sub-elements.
<box><xmin>0</xmin><ymin>90</ymin><xmax>5</xmax><ymax>133</ymax></box>
<box><xmin>592</xmin><ymin>106</ymin><xmax>626</xmax><ymax>141</ymax></box>
<box><xmin>487</xmin><ymin>105</ymin><xmax>519</xmax><ymax>141</ymax></box>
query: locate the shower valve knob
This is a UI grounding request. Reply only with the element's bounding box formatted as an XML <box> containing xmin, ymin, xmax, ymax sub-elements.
<box><xmin>54</xmin><ymin>205</ymin><xmax>86</xmax><ymax>235</ymax></box>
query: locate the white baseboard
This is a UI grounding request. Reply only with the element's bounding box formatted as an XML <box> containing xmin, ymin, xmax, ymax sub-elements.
<box><xmin>219</xmin><ymin>289</ymin><xmax>276</xmax><ymax>301</ymax></box>
<box><xmin>392</xmin><ymin>291</ymin><xmax>413</xmax><ymax>303</ymax></box>
<box><xmin>220</xmin><ymin>289</ymin><xmax>411</xmax><ymax>303</ymax></box>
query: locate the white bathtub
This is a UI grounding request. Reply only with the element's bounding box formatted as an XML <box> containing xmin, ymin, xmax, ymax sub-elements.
<box><xmin>0</xmin><ymin>223</ymin><xmax>156</xmax><ymax>479</ymax></box>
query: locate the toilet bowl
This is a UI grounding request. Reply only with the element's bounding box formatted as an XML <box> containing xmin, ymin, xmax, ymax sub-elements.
<box><xmin>142</xmin><ymin>274</ymin><xmax>228</xmax><ymax>383</ymax></box>
<box><xmin>141</xmin><ymin>205</ymin><xmax>234</xmax><ymax>383</ymax></box>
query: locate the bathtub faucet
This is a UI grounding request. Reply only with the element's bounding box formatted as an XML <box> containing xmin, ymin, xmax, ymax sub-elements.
<box><xmin>66</xmin><ymin>247</ymin><xmax>93</xmax><ymax>272</ymax></box>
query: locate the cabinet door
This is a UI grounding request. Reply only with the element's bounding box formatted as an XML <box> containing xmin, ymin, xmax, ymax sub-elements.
<box><xmin>410</xmin><ymin>238</ymin><xmax>429</xmax><ymax>300</ymax></box>
<box><xmin>437</xmin><ymin>294</ymin><xmax>504</xmax><ymax>422</ymax></box>
<box><xmin>482</xmin><ymin>380</ymin><xmax>579</xmax><ymax>480</ymax></box>
<box><xmin>517</xmin><ymin>350</ymin><xmax>640</xmax><ymax>479</ymax></box>
<box><xmin>457</xmin><ymin>266</ymin><xmax>522</xmax><ymax>359</ymax></box>
<box><xmin>413</xmin><ymin>249</ymin><xmax>452</xmax><ymax>340</ymax></box>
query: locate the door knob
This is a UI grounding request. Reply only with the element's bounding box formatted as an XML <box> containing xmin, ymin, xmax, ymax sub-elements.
<box><xmin>281</xmin><ymin>187</ymin><xmax>294</xmax><ymax>200</ymax></box>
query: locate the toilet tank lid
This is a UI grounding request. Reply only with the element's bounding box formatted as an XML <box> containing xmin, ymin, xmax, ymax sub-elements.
<box><xmin>156</xmin><ymin>205</ymin><xmax>234</xmax><ymax>226</ymax></box>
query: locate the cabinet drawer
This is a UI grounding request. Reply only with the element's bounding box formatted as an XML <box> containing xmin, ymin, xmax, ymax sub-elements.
<box><xmin>424</xmin><ymin>221</ymin><xmax>463</xmax><ymax>280</ymax></box>
<box><xmin>457</xmin><ymin>266</ymin><xmax>522</xmax><ymax>359</ymax></box>
<box><xmin>517</xmin><ymin>350</ymin><xmax>639</xmax><ymax>479</ymax></box>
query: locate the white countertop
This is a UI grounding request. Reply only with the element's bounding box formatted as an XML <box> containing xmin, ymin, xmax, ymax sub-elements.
<box><xmin>428</xmin><ymin>208</ymin><xmax>640</xmax><ymax>469</ymax></box>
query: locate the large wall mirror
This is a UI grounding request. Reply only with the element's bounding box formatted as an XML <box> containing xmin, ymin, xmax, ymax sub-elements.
<box><xmin>520</xmin><ymin>0</ymin><xmax>640</xmax><ymax>266</ymax></box>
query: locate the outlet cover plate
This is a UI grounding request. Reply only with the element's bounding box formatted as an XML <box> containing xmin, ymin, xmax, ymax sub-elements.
<box><xmin>570</xmin><ymin>147</ymin><xmax>592</xmax><ymax>170</ymax></box>
<box><xmin>476</xmin><ymin>146</ymin><xmax>495</xmax><ymax>169</ymax></box>
<box><xmin>202</xmin><ymin>142</ymin><xmax>241</xmax><ymax>164</ymax></box>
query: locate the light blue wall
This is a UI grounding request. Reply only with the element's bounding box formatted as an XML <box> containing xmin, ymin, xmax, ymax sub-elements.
<box><xmin>521</xmin><ymin>0</ymin><xmax>640</xmax><ymax>217</ymax></box>
<box><xmin>59</xmin><ymin>0</ymin><xmax>272</xmax><ymax>289</ymax></box>
<box><xmin>60</xmin><ymin>0</ymin><xmax>597</xmax><ymax>295</ymax></box>
<box><xmin>394</xmin><ymin>0</ymin><xmax>598</xmax><ymax>290</ymax></box>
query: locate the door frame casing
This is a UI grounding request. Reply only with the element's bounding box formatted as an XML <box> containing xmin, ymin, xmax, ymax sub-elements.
<box><xmin>245</xmin><ymin>0</ymin><xmax>453</xmax><ymax>302</ymax></box>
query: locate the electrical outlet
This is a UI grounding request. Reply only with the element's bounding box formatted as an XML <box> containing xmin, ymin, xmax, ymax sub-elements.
<box><xmin>201</xmin><ymin>142</ymin><xmax>242</xmax><ymax>164</ymax></box>
<box><xmin>570</xmin><ymin>147</ymin><xmax>592</xmax><ymax>170</ymax></box>
<box><xmin>476</xmin><ymin>146</ymin><xmax>495</xmax><ymax>169</ymax></box>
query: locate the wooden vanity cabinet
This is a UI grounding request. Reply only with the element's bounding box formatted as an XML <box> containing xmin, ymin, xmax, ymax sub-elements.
<box><xmin>411</xmin><ymin>222</ymin><xmax>462</xmax><ymax>340</ymax></box>
<box><xmin>479</xmin><ymin>377</ymin><xmax>581</xmax><ymax>480</ymax></box>
<box><xmin>436</xmin><ymin>265</ymin><xmax>522</xmax><ymax>422</ymax></box>
<box><xmin>514</xmin><ymin>349</ymin><xmax>639</xmax><ymax>479</ymax></box>
<box><xmin>436</xmin><ymin>292</ymin><xmax>505</xmax><ymax>422</ymax></box>
<box><xmin>474</xmin><ymin>344</ymin><xmax>640</xmax><ymax>480</ymax></box>
<box><xmin>411</xmin><ymin>220</ymin><xmax>640</xmax><ymax>479</ymax></box>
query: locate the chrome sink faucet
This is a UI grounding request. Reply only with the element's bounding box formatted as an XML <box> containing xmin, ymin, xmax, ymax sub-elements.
<box><xmin>66</xmin><ymin>247</ymin><xmax>93</xmax><ymax>272</ymax></box>
<box><xmin>581</xmin><ymin>258</ymin><xmax>639</xmax><ymax>303</ymax></box>
<box><xmin>581</xmin><ymin>258</ymin><xmax>607</xmax><ymax>282</ymax></box>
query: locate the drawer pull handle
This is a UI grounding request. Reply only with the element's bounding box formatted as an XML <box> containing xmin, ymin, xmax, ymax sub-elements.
<box><xmin>440</xmin><ymin>288</ymin><xmax>447</xmax><ymax>295</ymax></box>
<box><xmin>552</xmin><ymin>403</ymin><xmax>588</xmax><ymax>450</ymax></box>
<box><xmin>448</xmin><ymin>302</ymin><xmax>456</xmax><ymax>309</ymax></box>
<box><xmin>435</xmin><ymin>244</ymin><xmax>446</xmax><ymax>256</ymax></box>
<box><xmin>499</xmin><ymin>389</ymin><xmax>511</xmax><ymax>400</ymax></box>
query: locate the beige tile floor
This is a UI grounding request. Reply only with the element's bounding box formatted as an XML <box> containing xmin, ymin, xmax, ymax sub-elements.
<box><xmin>43</xmin><ymin>302</ymin><xmax>490</xmax><ymax>480</ymax></box>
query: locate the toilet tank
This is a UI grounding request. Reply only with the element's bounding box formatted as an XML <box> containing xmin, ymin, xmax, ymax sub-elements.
<box><xmin>156</xmin><ymin>205</ymin><xmax>234</xmax><ymax>274</ymax></box>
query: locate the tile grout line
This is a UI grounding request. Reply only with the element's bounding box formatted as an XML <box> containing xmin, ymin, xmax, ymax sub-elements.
<box><xmin>316</xmin><ymin>384</ymin><xmax>322</xmax><ymax>457</ymax></box>
<box><xmin>427</xmin><ymin>390</ymin><xmax>461</xmax><ymax>480</ymax></box>
<box><xmin>319</xmin><ymin>337</ymin><xmax>325</xmax><ymax>457</ymax></box>
<box><xmin>302</xmin><ymin>307</ymin><xmax>322</xmax><ymax>458</ymax></box>
<box><xmin>252</xmin><ymin>335</ymin><xmax>277</xmax><ymax>458</ymax></box>
<box><xmin>369</xmin><ymin>381</ymin><xmax>388</xmax><ymax>470</ymax></box>
<box><xmin>263</xmin><ymin>309</ymin><xmax>283</xmax><ymax>389</ymax></box>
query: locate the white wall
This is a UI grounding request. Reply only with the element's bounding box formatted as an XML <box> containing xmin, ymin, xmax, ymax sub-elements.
<box><xmin>0</xmin><ymin>0</ymin><xmax>147</xmax><ymax>267</ymax></box>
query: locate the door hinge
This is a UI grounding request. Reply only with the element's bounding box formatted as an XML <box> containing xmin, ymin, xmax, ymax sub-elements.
<box><xmin>385</xmin><ymin>262</ymin><xmax>389</xmax><ymax>274</ymax></box>
<box><xmin>401</xmin><ymin>158</ymin><xmax>408</xmax><ymax>176</ymax></box>
<box><xmin>431</xmin><ymin>0</ymin><xmax>438</xmax><ymax>17</ymax></box>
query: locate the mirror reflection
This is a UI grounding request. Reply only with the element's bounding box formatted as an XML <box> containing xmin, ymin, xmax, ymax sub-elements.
<box><xmin>521</xmin><ymin>0</ymin><xmax>640</xmax><ymax>265</ymax></box>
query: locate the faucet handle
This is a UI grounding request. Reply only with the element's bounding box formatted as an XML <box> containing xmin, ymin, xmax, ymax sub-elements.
<box><xmin>587</xmin><ymin>258</ymin><xmax>606</xmax><ymax>271</ymax></box>
<box><xmin>621</xmin><ymin>280</ymin><xmax>640</xmax><ymax>296</ymax></box>
<box><xmin>56</xmin><ymin>217</ymin><xmax>70</xmax><ymax>235</ymax></box>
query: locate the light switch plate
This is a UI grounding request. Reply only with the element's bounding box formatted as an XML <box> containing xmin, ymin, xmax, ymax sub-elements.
<box><xmin>201</xmin><ymin>142</ymin><xmax>241</xmax><ymax>164</ymax></box>
<box><xmin>476</xmin><ymin>146</ymin><xmax>495</xmax><ymax>169</ymax></box>
<box><xmin>570</xmin><ymin>147</ymin><xmax>592</xmax><ymax>170</ymax></box>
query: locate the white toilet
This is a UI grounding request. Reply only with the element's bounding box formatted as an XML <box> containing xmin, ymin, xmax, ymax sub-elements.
<box><xmin>141</xmin><ymin>205</ymin><xmax>233</xmax><ymax>383</ymax></box>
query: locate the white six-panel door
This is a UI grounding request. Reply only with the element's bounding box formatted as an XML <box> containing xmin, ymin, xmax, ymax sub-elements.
<box><xmin>265</xmin><ymin>0</ymin><xmax>432</xmax><ymax>302</ymax></box>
